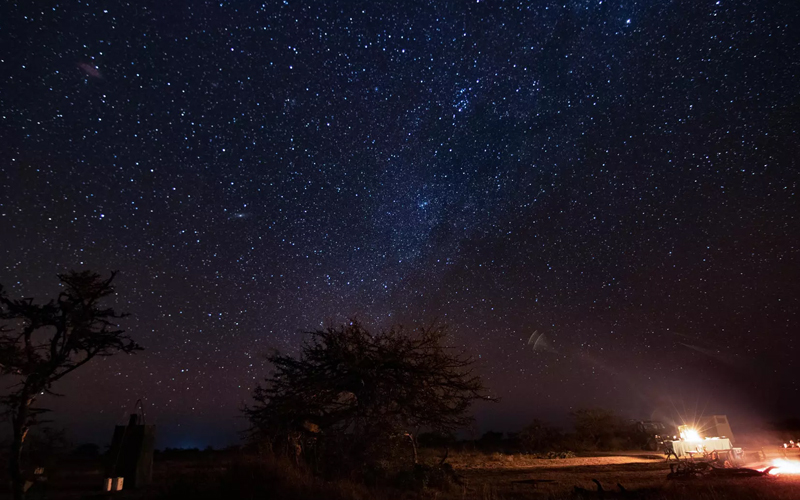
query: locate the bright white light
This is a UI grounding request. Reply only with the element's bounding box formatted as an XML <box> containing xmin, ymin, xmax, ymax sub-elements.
<box><xmin>680</xmin><ymin>428</ymin><xmax>702</xmax><ymax>441</ymax></box>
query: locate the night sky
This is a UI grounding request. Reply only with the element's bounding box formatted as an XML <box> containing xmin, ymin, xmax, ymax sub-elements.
<box><xmin>1</xmin><ymin>0</ymin><xmax>798</xmax><ymax>448</ymax></box>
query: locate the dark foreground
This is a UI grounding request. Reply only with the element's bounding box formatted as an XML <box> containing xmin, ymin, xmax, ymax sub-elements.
<box><xmin>3</xmin><ymin>450</ymin><xmax>800</xmax><ymax>500</ymax></box>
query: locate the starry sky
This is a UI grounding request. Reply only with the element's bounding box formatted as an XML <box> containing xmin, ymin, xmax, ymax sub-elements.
<box><xmin>1</xmin><ymin>0</ymin><xmax>798</xmax><ymax>447</ymax></box>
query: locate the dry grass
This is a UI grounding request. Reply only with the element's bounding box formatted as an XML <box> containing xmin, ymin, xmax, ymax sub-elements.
<box><xmin>12</xmin><ymin>450</ymin><xmax>800</xmax><ymax>500</ymax></box>
<box><xmin>407</xmin><ymin>449</ymin><xmax>800</xmax><ymax>500</ymax></box>
<box><xmin>142</xmin><ymin>455</ymin><xmax>384</xmax><ymax>500</ymax></box>
<box><xmin>441</xmin><ymin>449</ymin><xmax>662</xmax><ymax>470</ymax></box>
<box><xmin>448</xmin><ymin>450</ymin><xmax>800</xmax><ymax>500</ymax></box>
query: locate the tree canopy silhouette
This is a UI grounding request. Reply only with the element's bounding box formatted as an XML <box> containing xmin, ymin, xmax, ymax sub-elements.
<box><xmin>244</xmin><ymin>321</ymin><xmax>493</xmax><ymax>471</ymax></box>
<box><xmin>0</xmin><ymin>270</ymin><xmax>140</xmax><ymax>500</ymax></box>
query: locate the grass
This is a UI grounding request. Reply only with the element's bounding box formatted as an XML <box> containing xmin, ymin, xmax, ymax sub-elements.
<box><xmin>143</xmin><ymin>456</ymin><xmax>381</xmax><ymax>500</ymax></box>
<box><xmin>437</xmin><ymin>449</ymin><xmax>659</xmax><ymax>470</ymax></box>
<box><xmin>9</xmin><ymin>449</ymin><xmax>800</xmax><ymax>499</ymax></box>
<box><xmin>447</xmin><ymin>449</ymin><xmax>800</xmax><ymax>500</ymax></box>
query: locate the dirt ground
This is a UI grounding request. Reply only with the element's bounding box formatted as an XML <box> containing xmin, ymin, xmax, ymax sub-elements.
<box><xmin>460</xmin><ymin>455</ymin><xmax>671</xmax><ymax>498</ymax></box>
<box><xmin>455</xmin><ymin>451</ymin><xmax>800</xmax><ymax>499</ymax></box>
<box><xmin>5</xmin><ymin>449</ymin><xmax>800</xmax><ymax>499</ymax></box>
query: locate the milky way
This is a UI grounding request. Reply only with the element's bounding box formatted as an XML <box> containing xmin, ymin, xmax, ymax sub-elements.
<box><xmin>1</xmin><ymin>1</ymin><xmax>797</xmax><ymax>447</ymax></box>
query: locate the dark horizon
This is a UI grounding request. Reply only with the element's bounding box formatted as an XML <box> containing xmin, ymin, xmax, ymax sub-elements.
<box><xmin>1</xmin><ymin>0</ymin><xmax>797</xmax><ymax>451</ymax></box>
<box><xmin>24</xmin><ymin>398</ymin><xmax>800</xmax><ymax>450</ymax></box>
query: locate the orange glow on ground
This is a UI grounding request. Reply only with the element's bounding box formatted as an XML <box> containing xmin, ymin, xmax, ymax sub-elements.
<box><xmin>763</xmin><ymin>459</ymin><xmax>800</xmax><ymax>475</ymax></box>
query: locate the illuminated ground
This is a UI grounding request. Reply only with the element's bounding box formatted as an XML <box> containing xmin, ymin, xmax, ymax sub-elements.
<box><xmin>7</xmin><ymin>450</ymin><xmax>800</xmax><ymax>499</ymax></box>
<box><xmin>454</xmin><ymin>451</ymin><xmax>800</xmax><ymax>499</ymax></box>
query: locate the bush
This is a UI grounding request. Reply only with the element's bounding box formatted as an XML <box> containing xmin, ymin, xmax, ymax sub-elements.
<box><xmin>417</xmin><ymin>431</ymin><xmax>457</xmax><ymax>449</ymax></box>
<box><xmin>571</xmin><ymin>408</ymin><xmax>636</xmax><ymax>450</ymax></box>
<box><xmin>393</xmin><ymin>463</ymin><xmax>461</xmax><ymax>491</ymax></box>
<box><xmin>519</xmin><ymin>419</ymin><xmax>563</xmax><ymax>452</ymax></box>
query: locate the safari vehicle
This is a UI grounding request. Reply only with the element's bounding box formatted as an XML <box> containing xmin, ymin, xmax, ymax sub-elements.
<box><xmin>632</xmin><ymin>420</ymin><xmax>674</xmax><ymax>451</ymax></box>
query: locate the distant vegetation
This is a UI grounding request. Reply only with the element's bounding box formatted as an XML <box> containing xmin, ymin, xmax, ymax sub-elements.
<box><xmin>414</xmin><ymin>408</ymin><xmax>657</xmax><ymax>457</ymax></box>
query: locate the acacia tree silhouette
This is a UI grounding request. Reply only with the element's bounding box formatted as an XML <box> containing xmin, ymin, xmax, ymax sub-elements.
<box><xmin>0</xmin><ymin>271</ymin><xmax>141</xmax><ymax>500</ymax></box>
<box><xmin>245</xmin><ymin>321</ymin><xmax>494</xmax><ymax>474</ymax></box>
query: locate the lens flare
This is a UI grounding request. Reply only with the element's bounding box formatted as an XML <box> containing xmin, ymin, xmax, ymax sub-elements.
<box><xmin>680</xmin><ymin>428</ymin><xmax>702</xmax><ymax>441</ymax></box>
<box><xmin>763</xmin><ymin>459</ymin><xmax>800</xmax><ymax>475</ymax></box>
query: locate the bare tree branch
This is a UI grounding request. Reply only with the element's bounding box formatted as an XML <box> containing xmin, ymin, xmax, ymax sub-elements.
<box><xmin>0</xmin><ymin>270</ymin><xmax>141</xmax><ymax>500</ymax></box>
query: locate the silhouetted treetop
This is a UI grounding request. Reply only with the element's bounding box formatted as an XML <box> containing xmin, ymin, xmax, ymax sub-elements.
<box><xmin>245</xmin><ymin>321</ymin><xmax>494</xmax><ymax>469</ymax></box>
<box><xmin>0</xmin><ymin>270</ymin><xmax>140</xmax><ymax>500</ymax></box>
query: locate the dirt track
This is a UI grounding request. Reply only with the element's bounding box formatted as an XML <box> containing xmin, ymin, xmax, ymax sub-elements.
<box><xmin>455</xmin><ymin>454</ymin><xmax>800</xmax><ymax>499</ymax></box>
<box><xmin>458</xmin><ymin>456</ymin><xmax>671</xmax><ymax>497</ymax></box>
